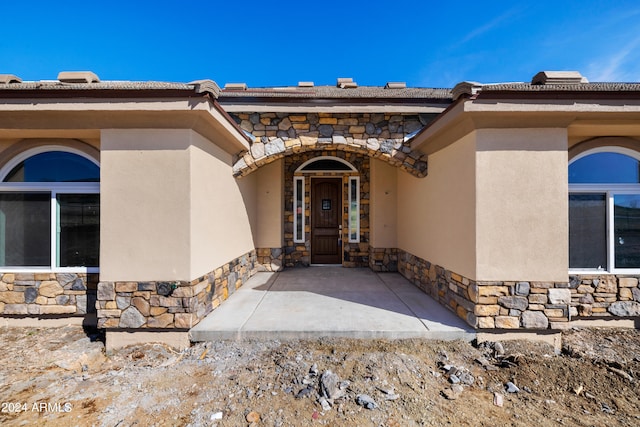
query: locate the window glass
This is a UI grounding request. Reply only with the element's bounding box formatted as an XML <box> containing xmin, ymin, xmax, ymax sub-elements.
<box><xmin>301</xmin><ymin>159</ymin><xmax>352</xmax><ymax>171</ymax></box>
<box><xmin>4</xmin><ymin>151</ymin><xmax>99</xmax><ymax>182</ymax></box>
<box><xmin>294</xmin><ymin>177</ymin><xmax>304</xmax><ymax>242</ymax></box>
<box><xmin>348</xmin><ymin>177</ymin><xmax>359</xmax><ymax>242</ymax></box>
<box><xmin>569</xmin><ymin>152</ymin><xmax>640</xmax><ymax>184</ymax></box>
<box><xmin>614</xmin><ymin>194</ymin><xmax>640</xmax><ymax>268</ymax></box>
<box><xmin>569</xmin><ymin>194</ymin><xmax>607</xmax><ymax>269</ymax></box>
<box><xmin>0</xmin><ymin>193</ymin><xmax>51</xmax><ymax>267</ymax></box>
<box><xmin>58</xmin><ymin>194</ymin><xmax>100</xmax><ymax>267</ymax></box>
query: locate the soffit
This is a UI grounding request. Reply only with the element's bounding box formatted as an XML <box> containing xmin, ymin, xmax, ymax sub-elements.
<box><xmin>411</xmin><ymin>94</ymin><xmax>640</xmax><ymax>155</ymax></box>
<box><xmin>0</xmin><ymin>98</ymin><xmax>250</xmax><ymax>155</ymax></box>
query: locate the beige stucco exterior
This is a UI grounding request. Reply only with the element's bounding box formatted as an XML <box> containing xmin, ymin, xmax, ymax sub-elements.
<box><xmin>235</xmin><ymin>158</ymin><xmax>284</xmax><ymax>250</ymax></box>
<box><xmin>475</xmin><ymin>128</ymin><xmax>568</xmax><ymax>282</ymax></box>
<box><xmin>189</xmin><ymin>131</ymin><xmax>255</xmax><ymax>278</ymax></box>
<box><xmin>370</xmin><ymin>158</ymin><xmax>397</xmax><ymax>248</ymax></box>
<box><xmin>100</xmin><ymin>129</ymin><xmax>255</xmax><ymax>282</ymax></box>
<box><xmin>397</xmin><ymin>133</ymin><xmax>477</xmax><ymax>279</ymax></box>
<box><xmin>398</xmin><ymin>127</ymin><xmax>568</xmax><ymax>282</ymax></box>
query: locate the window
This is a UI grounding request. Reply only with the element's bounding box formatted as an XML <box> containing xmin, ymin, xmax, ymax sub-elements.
<box><xmin>0</xmin><ymin>148</ymin><xmax>99</xmax><ymax>271</ymax></box>
<box><xmin>293</xmin><ymin>176</ymin><xmax>304</xmax><ymax>243</ymax></box>
<box><xmin>569</xmin><ymin>148</ymin><xmax>640</xmax><ymax>272</ymax></box>
<box><xmin>348</xmin><ymin>176</ymin><xmax>360</xmax><ymax>242</ymax></box>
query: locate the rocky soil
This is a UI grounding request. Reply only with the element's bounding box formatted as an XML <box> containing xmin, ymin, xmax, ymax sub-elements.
<box><xmin>0</xmin><ymin>325</ymin><xmax>639</xmax><ymax>426</ymax></box>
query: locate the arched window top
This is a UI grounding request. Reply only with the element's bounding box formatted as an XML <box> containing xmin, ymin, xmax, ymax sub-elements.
<box><xmin>1</xmin><ymin>150</ymin><xmax>99</xmax><ymax>183</ymax></box>
<box><xmin>569</xmin><ymin>148</ymin><xmax>640</xmax><ymax>184</ymax></box>
<box><xmin>296</xmin><ymin>156</ymin><xmax>357</xmax><ymax>172</ymax></box>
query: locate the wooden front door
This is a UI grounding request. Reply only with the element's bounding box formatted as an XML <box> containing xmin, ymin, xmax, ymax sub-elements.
<box><xmin>311</xmin><ymin>178</ymin><xmax>342</xmax><ymax>264</ymax></box>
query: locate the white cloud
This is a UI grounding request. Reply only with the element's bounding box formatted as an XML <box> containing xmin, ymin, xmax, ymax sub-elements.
<box><xmin>457</xmin><ymin>7</ymin><xmax>523</xmax><ymax>45</ymax></box>
<box><xmin>587</xmin><ymin>35</ymin><xmax>640</xmax><ymax>82</ymax></box>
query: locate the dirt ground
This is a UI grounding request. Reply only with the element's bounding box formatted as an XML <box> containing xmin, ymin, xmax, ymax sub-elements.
<box><xmin>0</xmin><ymin>325</ymin><xmax>639</xmax><ymax>427</ymax></box>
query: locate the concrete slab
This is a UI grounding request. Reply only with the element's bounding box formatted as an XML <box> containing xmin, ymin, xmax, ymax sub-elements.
<box><xmin>190</xmin><ymin>267</ymin><xmax>476</xmax><ymax>342</ymax></box>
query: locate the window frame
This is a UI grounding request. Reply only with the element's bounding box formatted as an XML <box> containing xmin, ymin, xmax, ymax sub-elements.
<box><xmin>348</xmin><ymin>176</ymin><xmax>360</xmax><ymax>243</ymax></box>
<box><xmin>569</xmin><ymin>147</ymin><xmax>640</xmax><ymax>274</ymax></box>
<box><xmin>293</xmin><ymin>176</ymin><xmax>305</xmax><ymax>243</ymax></box>
<box><xmin>0</xmin><ymin>147</ymin><xmax>100</xmax><ymax>274</ymax></box>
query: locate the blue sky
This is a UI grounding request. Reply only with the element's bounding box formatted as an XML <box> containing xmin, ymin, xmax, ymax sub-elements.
<box><xmin>1</xmin><ymin>1</ymin><xmax>639</xmax><ymax>88</ymax></box>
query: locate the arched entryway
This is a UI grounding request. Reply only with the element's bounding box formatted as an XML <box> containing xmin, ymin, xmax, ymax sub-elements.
<box><xmin>286</xmin><ymin>152</ymin><xmax>367</xmax><ymax>267</ymax></box>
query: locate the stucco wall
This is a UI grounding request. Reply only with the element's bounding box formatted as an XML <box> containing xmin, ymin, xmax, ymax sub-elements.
<box><xmin>189</xmin><ymin>132</ymin><xmax>255</xmax><ymax>279</ymax></box>
<box><xmin>475</xmin><ymin>128</ymin><xmax>568</xmax><ymax>282</ymax></box>
<box><xmin>101</xmin><ymin>129</ymin><xmax>255</xmax><ymax>282</ymax></box>
<box><xmin>254</xmin><ymin>159</ymin><xmax>284</xmax><ymax>248</ymax></box>
<box><xmin>101</xmin><ymin>129</ymin><xmax>191</xmax><ymax>282</ymax></box>
<box><xmin>397</xmin><ymin>133</ymin><xmax>477</xmax><ymax>279</ymax></box>
<box><xmin>370</xmin><ymin>158</ymin><xmax>397</xmax><ymax>248</ymax></box>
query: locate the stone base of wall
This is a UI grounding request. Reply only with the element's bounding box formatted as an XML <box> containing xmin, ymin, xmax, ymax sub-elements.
<box><xmin>397</xmin><ymin>251</ymin><xmax>476</xmax><ymax>327</ymax></box>
<box><xmin>0</xmin><ymin>273</ymin><xmax>97</xmax><ymax>316</ymax></box>
<box><xmin>397</xmin><ymin>250</ymin><xmax>573</xmax><ymax>330</ymax></box>
<box><xmin>368</xmin><ymin>247</ymin><xmax>398</xmax><ymax>272</ymax></box>
<box><xmin>344</xmin><ymin>242</ymin><xmax>370</xmax><ymax>268</ymax></box>
<box><xmin>256</xmin><ymin>248</ymin><xmax>284</xmax><ymax>272</ymax></box>
<box><xmin>571</xmin><ymin>275</ymin><xmax>640</xmax><ymax>318</ymax></box>
<box><xmin>96</xmin><ymin>251</ymin><xmax>258</xmax><ymax>329</ymax></box>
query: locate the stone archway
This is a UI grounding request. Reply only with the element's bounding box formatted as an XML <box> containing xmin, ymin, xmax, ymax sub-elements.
<box><xmin>231</xmin><ymin>112</ymin><xmax>429</xmax><ymax>178</ymax></box>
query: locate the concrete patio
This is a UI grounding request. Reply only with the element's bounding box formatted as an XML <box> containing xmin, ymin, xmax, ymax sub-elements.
<box><xmin>190</xmin><ymin>267</ymin><xmax>476</xmax><ymax>342</ymax></box>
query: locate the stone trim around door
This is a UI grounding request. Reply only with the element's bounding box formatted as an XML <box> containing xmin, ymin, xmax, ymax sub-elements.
<box><xmin>284</xmin><ymin>151</ymin><xmax>370</xmax><ymax>268</ymax></box>
<box><xmin>96</xmin><ymin>250</ymin><xmax>258</xmax><ymax>330</ymax></box>
<box><xmin>0</xmin><ymin>272</ymin><xmax>97</xmax><ymax>317</ymax></box>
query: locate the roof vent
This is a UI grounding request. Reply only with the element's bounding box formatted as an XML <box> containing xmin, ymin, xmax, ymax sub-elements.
<box><xmin>337</xmin><ymin>77</ymin><xmax>358</xmax><ymax>88</ymax></box>
<box><xmin>385</xmin><ymin>82</ymin><xmax>406</xmax><ymax>89</ymax></box>
<box><xmin>224</xmin><ymin>82</ymin><xmax>248</xmax><ymax>90</ymax></box>
<box><xmin>531</xmin><ymin>71</ymin><xmax>587</xmax><ymax>85</ymax></box>
<box><xmin>0</xmin><ymin>74</ymin><xmax>22</xmax><ymax>84</ymax></box>
<box><xmin>451</xmin><ymin>81</ymin><xmax>483</xmax><ymax>101</ymax></box>
<box><xmin>57</xmin><ymin>71</ymin><xmax>100</xmax><ymax>83</ymax></box>
<box><xmin>298</xmin><ymin>81</ymin><xmax>314</xmax><ymax>87</ymax></box>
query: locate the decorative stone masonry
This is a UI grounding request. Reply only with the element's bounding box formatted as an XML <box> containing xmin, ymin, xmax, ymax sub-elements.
<box><xmin>397</xmin><ymin>250</ymin><xmax>572</xmax><ymax>330</ymax></box>
<box><xmin>256</xmin><ymin>248</ymin><xmax>284</xmax><ymax>272</ymax></box>
<box><xmin>284</xmin><ymin>151</ymin><xmax>370</xmax><ymax>267</ymax></box>
<box><xmin>96</xmin><ymin>251</ymin><xmax>258</xmax><ymax>329</ymax></box>
<box><xmin>369</xmin><ymin>247</ymin><xmax>398</xmax><ymax>272</ymax></box>
<box><xmin>231</xmin><ymin>113</ymin><xmax>431</xmax><ymax>178</ymax></box>
<box><xmin>0</xmin><ymin>273</ymin><xmax>97</xmax><ymax>316</ymax></box>
<box><xmin>571</xmin><ymin>275</ymin><xmax>640</xmax><ymax>318</ymax></box>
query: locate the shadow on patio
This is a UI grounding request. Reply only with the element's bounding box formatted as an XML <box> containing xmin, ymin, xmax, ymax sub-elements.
<box><xmin>190</xmin><ymin>267</ymin><xmax>476</xmax><ymax>342</ymax></box>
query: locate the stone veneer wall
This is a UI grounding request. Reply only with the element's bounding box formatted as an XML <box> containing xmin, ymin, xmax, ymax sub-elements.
<box><xmin>284</xmin><ymin>151</ymin><xmax>370</xmax><ymax>267</ymax></box>
<box><xmin>397</xmin><ymin>250</ymin><xmax>574</xmax><ymax>329</ymax></box>
<box><xmin>571</xmin><ymin>275</ymin><xmax>640</xmax><ymax>318</ymax></box>
<box><xmin>231</xmin><ymin>113</ymin><xmax>432</xmax><ymax>178</ymax></box>
<box><xmin>0</xmin><ymin>273</ymin><xmax>97</xmax><ymax>316</ymax></box>
<box><xmin>256</xmin><ymin>248</ymin><xmax>284</xmax><ymax>272</ymax></box>
<box><xmin>369</xmin><ymin>247</ymin><xmax>398</xmax><ymax>272</ymax></box>
<box><xmin>96</xmin><ymin>251</ymin><xmax>258</xmax><ymax>329</ymax></box>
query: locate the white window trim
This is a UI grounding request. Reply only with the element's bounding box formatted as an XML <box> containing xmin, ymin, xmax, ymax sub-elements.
<box><xmin>570</xmin><ymin>145</ymin><xmax>640</xmax><ymax>163</ymax></box>
<box><xmin>293</xmin><ymin>176</ymin><xmax>305</xmax><ymax>243</ymax></box>
<box><xmin>296</xmin><ymin>156</ymin><xmax>357</xmax><ymax>173</ymax></box>
<box><xmin>348</xmin><ymin>176</ymin><xmax>360</xmax><ymax>243</ymax></box>
<box><xmin>569</xmin><ymin>148</ymin><xmax>640</xmax><ymax>274</ymax></box>
<box><xmin>0</xmin><ymin>145</ymin><xmax>99</xmax><ymax>181</ymax></box>
<box><xmin>0</xmin><ymin>147</ymin><xmax>100</xmax><ymax>273</ymax></box>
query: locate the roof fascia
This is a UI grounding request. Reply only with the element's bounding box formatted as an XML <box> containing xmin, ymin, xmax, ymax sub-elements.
<box><xmin>410</xmin><ymin>93</ymin><xmax>640</xmax><ymax>156</ymax></box>
<box><xmin>0</xmin><ymin>96</ymin><xmax>250</xmax><ymax>155</ymax></box>
<box><xmin>220</xmin><ymin>100</ymin><xmax>449</xmax><ymax>114</ymax></box>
